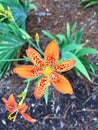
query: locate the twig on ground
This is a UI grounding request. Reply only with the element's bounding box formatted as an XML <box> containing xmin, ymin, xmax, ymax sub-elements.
<box><xmin>75</xmin><ymin>108</ymin><xmax>98</xmax><ymax>113</ymax></box>
<box><xmin>43</xmin><ymin>115</ymin><xmax>63</xmax><ymax>120</ymax></box>
<box><xmin>63</xmin><ymin>102</ymin><xmax>73</xmax><ymax>119</ymax></box>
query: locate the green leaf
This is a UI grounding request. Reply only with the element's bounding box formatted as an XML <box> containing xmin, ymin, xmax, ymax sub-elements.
<box><xmin>0</xmin><ymin>0</ymin><xmax>36</xmax><ymax>29</ymax></box>
<box><xmin>79</xmin><ymin>57</ymin><xmax>94</xmax><ymax>72</ymax></box>
<box><xmin>26</xmin><ymin>0</ymin><xmax>37</xmax><ymax>10</ymax></box>
<box><xmin>80</xmin><ymin>0</ymin><xmax>88</xmax><ymax>3</ymax></box>
<box><xmin>0</xmin><ymin>23</ymin><xmax>27</xmax><ymax>77</ymax></box>
<box><xmin>0</xmin><ymin>3</ymin><xmax>5</xmax><ymax>13</ymax></box>
<box><xmin>74</xmin><ymin>28</ymin><xmax>83</xmax><ymax>44</ymax></box>
<box><xmin>29</xmin><ymin>3</ymin><xmax>37</xmax><ymax>10</ymax></box>
<box><xmin>73</xmin><ymin>67</ymin><xmax>83</xmax><ymax>79</ymax></box>
<box><xmin>55</xmin><ymin>34</ymin><xmax>67</xmax><ymax>50</ymax></box>
<box><xmin>89</xmin><ymin>72</ymin><xmax>98</xmax><ymax>77</ymax></box>
<box><xmin>42</xmin><ymin>30</ymin><xmax>56</xmax><ymax>40</ymax></box>
<box><xmin>72</xmin><ymin>22</ymin><xmax>77</xmax><ymax>34</ymax></box>
<box><xmin>91</xmin><ymin>64</ymin><xmax>98</xmax><ymax>71</ymax></box>
<box><xmin>76</xmin><ymin>48</ymin><xmax>98</xmax><ymax>57</ymax></box>
<box><xmin>56</xmin><ymin>34</ymin><xmax>66</xmax><ymax>43</ymax></box>
<box><xmin>80</xmin><ymin>0</ymin><xmax>98</xmax><ymax>8</ymax></box>
<box><xmin>0</xmin><ymin>23</ymin><xmax>9</xmax><ymax>32</ymax></box>
<box><xmin>61</xmin><ymin>44</ymin><xmax>82</xmax><ymax>53</ymax></box>
<box><xmin>12</xmin><ymin>7</ymin><xmax>27</xmax><ymax>29</ymax></box>
<box><xmin>19</xmin><ymin>28</ymin><xmax>31</xmax><ymax>39</ymax></box>
<box><xmin>44</xmin><ymin>87</ymin><xmax>49</xmax><ymax>105</ymax></box>
<box><xmin>85</xmin><ymin>1</ymin><xmax>98</xmax><ymax>8</ymax></box>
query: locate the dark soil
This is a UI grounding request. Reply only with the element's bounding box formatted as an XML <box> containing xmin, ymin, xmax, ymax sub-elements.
<box><xmin>0</xmin><ymin>0</ymin><xmax>98</xmax><ymax>130</ymax></box>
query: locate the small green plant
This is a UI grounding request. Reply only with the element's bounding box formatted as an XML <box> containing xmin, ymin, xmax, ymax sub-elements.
<box><xmin>80</xmin><ymin>0</ymin><xmax>98</xmax><ymax>8</ymax></box>
<box><xmin>0</xmin><ymin>4</ymin><xmax>42</xmax><ymax>78</ymax></box>
<box><xmin>0</xmin><ymin>0</ymin><xmax>37</xmax><ymax>29</ymax></box>
<box><xmin>42</xmin><ymin>22</ymin><xmax>98</xmax><ymax>81</ymax></box>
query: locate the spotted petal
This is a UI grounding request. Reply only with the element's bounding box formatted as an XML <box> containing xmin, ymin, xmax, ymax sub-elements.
<box><xmin>44</xmin><ymin>41</ymin><xmax>59</xmax><ymax>66</ymax></box>
<box><xmin>13</xmin><ymin>65</ymin><xmax>42</xmax><ymax>79</ymax></box>
<box><xmin>26</xmin><ymin>48</ymin><xmax>44</xmax><ymax>67</ymax></box>
<box><xmin>51</xmin><ymin>72</ymin><xmax>73</xmax><ymax>94</ymax></box>
<box><xmin>34</xmin><ymin>76</ymin><xmax>49</xmax><ymax>99</ymax></box>
<box><xmin>54</xmin><ymin>59</ymin><xmax>76</xmax><ymax>72</ymax></box>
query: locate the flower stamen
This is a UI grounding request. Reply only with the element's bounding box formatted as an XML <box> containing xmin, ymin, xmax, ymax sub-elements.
<box><xmin>42</xmin><ymin>66</ymin><xmax>52</xmax><ymax>75</ymax></box>
<box><xmin>8</xmin><ymin>110</ymin><xmax>18</xmax><ymax>122</ymax></box>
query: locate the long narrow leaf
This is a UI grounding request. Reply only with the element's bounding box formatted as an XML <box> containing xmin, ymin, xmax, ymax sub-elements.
<box><xmin>74</xmin><ymin>28</ymin><xmax>83</xmax><ymax>44</ymax></box>
<box><xmin>56</xmin><ymin>34</ymin><xmax>67</xmax><ymax>43</ymax></box>
<box><xmin>85</xmin><ymin>1</ymin><xmax>98</xmax><ymax>8</ymax></box>
<box><xmin>76</xmin><ymin>48</ymin><xmax>98</xmax><ymax>57</ymax></box>
<box><xmin>72</xmin><ymin>22</ymin><xmax>77</xmax><ymax>34</ymax></box>
<box><xmin>61</xmin><ymin>44</ymin><xmax>82</xmax><ymax>53</ymax></box>
<box><xmin>42</xmin><ymin>30</ymin><xmax>56</xmax><ymax>40</ymax></box>
<box><xmin>44</xmin><ymin>87</ymin><xmax>49</xmax><ymax>105</ymax></box>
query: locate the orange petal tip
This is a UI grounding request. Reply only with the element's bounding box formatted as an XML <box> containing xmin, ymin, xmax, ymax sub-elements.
<box><xmin>32</xmin><ymin>119</ymin><xmax>37</xmax><ymax>123</ymax></box>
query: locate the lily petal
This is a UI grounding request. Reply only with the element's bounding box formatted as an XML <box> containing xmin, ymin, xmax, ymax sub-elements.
<box><xmin>51</xmin><ymin>72</ymin><xmax>73</xmax><ymax>94</ymax></box>
<box><xmin>2</xmin><ymin>98</ymin><xmax>14</xmax><ymax>112</ymax></box>
<box><xmin>13</xmin><ymin>65</ymin><xmax>42</xmax><ymax>79</ymax></box>
<box><xmin>2</xmin><ymin>97</ymin><xmax>8</xmax><ymax>104</ymax></box>
<box><xmin>34</xmin><ymin>76</ymin><xmax>49</xmax><ymax>99</ymax></box>
<box><xmin>5</xmin><ymin>105</ymin><xmax>15</xmax><ymax>112</ymax></box>
<box><xmin>8</xmin><ymin>94</ymin><xmax>17</xmax><ymax>107</ymax></box>
<box><xmin>26</xmin><ymin>48</ymin><xmax>44</xmax><ymax>67</ymax></box>
<box><xmin>44</xmin><ymin>41</ymin><xmax>59</xmax><ymax>66</ymax></box>
<box><xmin>22</xmin><ymin>113</ymin><xmax>36</xmax><ymax>123</ymax></box>
<box><xmin>54</xmin><ymin>59</ymin><xmax>76</xmax><ymax>72</ymax></box>
<box><xmin>8</xmin><ymin>94</ymin><xmax>17</xmax><ymax>108</ymax></box>
<box><xmin>2</xmin><ymin>94</ymin><xmax>17</xmax><ymax>112</ymax></box>
<box><xmin>18</xmin><ymin>103</ymin><xmax>28</xmax><ymax>113</ymax></box>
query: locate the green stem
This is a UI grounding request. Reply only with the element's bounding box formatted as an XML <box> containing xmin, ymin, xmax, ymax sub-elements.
<box><xmin>0</xmin><ymin>57</ymin><xmax>29</xmax><ymax>62</ymax></box>
<box><xmin>8</xmin><ymin>15</ymin><xmax>44</xmax><ymax>56</ymax></box>
<box><xmin>18</xmin><ymin>79</ymin><xmax>31</xmax><ymax>106</ymax></box>
<box><xmin>27</xmin><ymin>38</ymin><xmax>44</xmax><ymax>56</ymax></box>
<box><xmin>37</xmin><ymin>41</ymin><xmax>42</xmax><ymax>53</ymax></box>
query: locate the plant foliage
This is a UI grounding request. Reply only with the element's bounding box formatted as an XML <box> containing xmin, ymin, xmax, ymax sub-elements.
<box><xmin>42</xmin><ymin>22</ymin><xmax>98</xmax><ymax>81</ymax></box>
<box><xmin>80</xmin><ymin>0</ymin><xmax>98</xmax><ymax>8</ymax></box>
<box><xmin>0</xmin><ymin>3</ymin><xmax>38</xmax><ymax>78</ymax></box>
<box><xmin>0</xmin><ymin>0</ymin><xmax>37</xmax><ymax>29</ymax></box>
<box><xmin>0</xmin><ymin>21</ymin><xmax>31</xmax><ymax>77</ymax></box>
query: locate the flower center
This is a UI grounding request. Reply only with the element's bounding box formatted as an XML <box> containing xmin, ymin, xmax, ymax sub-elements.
<box><xmin>42</xmin><ymin>66</ymin><xmax>52</xmax><ymax>75</ymax></box>
<box><xmin>8</xmin><ymin>110</ymin><xmax>18</xmax><ymax>122</ymax></box>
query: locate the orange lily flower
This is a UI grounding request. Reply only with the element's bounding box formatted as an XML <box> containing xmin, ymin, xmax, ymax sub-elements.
<box><xmin>2</xmin><ymin>94</ymin><xmax>36</xmax><ymax>123</ymax></box>
<box><xmin>14</xmin><ymin>41</ymin><xmax>76</xmax><ymax>99</ymax></box>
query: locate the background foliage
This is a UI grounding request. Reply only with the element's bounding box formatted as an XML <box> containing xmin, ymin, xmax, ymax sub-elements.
<box><xmin>80</xmin><ymin>0</ymin><xmax>98</xmax><ymax>8</ymax></box>
<box><xmin>42</xmin><ymin>22</ymin><xmax>98</xmax><ymax>81</ymax></box>
<box><xmin>0</xmin><ymin>1</ymin><xmax>37</xmax><ymax>78</ymax></box>
<box><xmin>0</xmin><ymin>0</ymin><xmax>37</xmax><ymax>29</ymax></box>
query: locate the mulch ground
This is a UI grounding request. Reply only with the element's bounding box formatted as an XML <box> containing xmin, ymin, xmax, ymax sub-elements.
<box><xmin>0</xmin><ymin>0</ymin><xmax>98</xmax><ymax>130</ymax></box>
